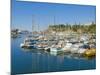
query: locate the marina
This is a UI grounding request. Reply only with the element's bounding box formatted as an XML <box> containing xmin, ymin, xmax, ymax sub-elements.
<box><xmin>19</xmin><ymin>32</ymin><xmax>96</xmax><ymax>57</ymax></box>
<box><xmin>11</xmin><ymin>19</ymin><xmax>96</xmax><ymax>74</ymax></box>
<box><xmin>11</xmin><ymin>34</ymin><xmax>96</xmax><ymax>74</ymax></box>
<box><xmin>11</xmin><ymin>15</ymin><xmax>96</xmax><ymax>75</ymax></box>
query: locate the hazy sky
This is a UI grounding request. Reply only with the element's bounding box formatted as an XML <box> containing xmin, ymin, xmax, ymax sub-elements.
<box><xmin>11</xmin><ymin>0</ymin><xmax>96</xmax><ymax>31</ymax></box>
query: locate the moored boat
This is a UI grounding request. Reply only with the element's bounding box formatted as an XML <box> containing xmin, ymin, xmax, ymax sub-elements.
<box><xmin>84</xmin><ymin>48</ymin><xmax>96</xmax><ymax>57</ymax></box>
<box><xmin>20</xmin><ymin>37</ymin><xmax>37</xmax><ymax>49</ymax></box>
<box><xmin>50</xmin><ymin>47</ymin><xmax>63</xmax><ymax>55</ymax></box>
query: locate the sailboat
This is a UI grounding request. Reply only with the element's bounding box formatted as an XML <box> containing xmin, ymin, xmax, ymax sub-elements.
<box><xmin>20</xmin><ymin>15</ymin><xmax>38</xmax><ymax>49</ymax></box>
<box><xmin>49</xmin><ymin>16</ymin><xmax>65</xmax><ymax>55</ymax></box>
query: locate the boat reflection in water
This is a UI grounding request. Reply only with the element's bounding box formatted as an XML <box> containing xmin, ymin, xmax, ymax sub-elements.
<box><xmin>21</xmin><ymin>46</ymin><xmax>95</xmax><ymax>61</ymax></box>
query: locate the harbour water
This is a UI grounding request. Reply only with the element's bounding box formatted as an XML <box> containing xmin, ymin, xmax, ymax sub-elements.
<box><xmin>11</xmin><ymin>35</ymin><xmax>96</xmax><ymax>75</ymax></box>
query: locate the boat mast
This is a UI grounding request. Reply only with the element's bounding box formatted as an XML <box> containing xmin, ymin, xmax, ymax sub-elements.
<box><xmin>54</xmin><ymin>16</ymin><xmax>57</xmax><ymax>37</ymax></box>
<box><xmin>37</xmin><ymin>22</ymin><xmax>39</xmax><ymax>34</ymax></box>
<box><xmin>32</xmin><ymin>15</ymin><xmax>34</xmax><ymax>36</ymax></box>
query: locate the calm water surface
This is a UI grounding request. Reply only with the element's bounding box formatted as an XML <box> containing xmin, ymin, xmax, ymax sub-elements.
<box><xmin>11</xmin><ymin>35</ymin><xmax>96</xmax><ymax>75</ymax></box>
